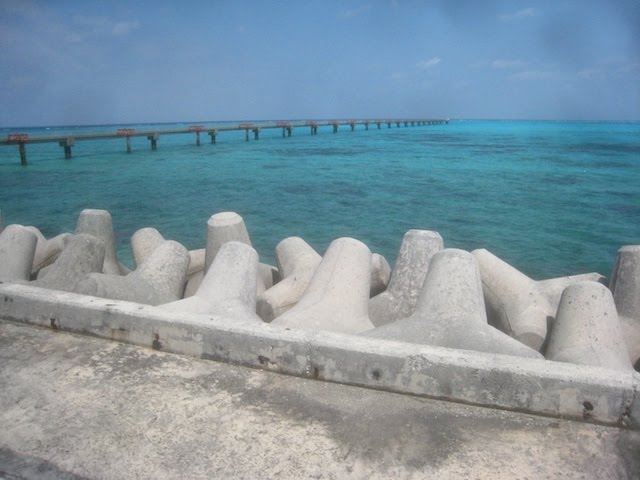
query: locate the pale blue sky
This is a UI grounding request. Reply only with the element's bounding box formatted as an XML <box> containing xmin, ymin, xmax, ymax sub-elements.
<box><xmin>1</xmin><ymin>0</ymin><xmax>639</xmax><ymax>126</ymax></box>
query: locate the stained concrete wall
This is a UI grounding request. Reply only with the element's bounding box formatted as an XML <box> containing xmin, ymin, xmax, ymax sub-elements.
<box><xmin>0</xmin><ymin>282</ymin><xmax>638</xmax><ymax>429</ymax></box>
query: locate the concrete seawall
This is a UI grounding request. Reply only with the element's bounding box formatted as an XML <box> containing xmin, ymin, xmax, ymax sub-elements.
<box><xmin>1</xmin><ymin>282</ymin><xmax>638</xmax><ymax>429</ymax></box>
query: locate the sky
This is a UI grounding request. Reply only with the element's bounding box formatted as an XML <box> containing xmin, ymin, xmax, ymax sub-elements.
<box><xmin>1</xmin><ymin>0</ymin><xmax>639</xmax><ymax>126</ymax></box>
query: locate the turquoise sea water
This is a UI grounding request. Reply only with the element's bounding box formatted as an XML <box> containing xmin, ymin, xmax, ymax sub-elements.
<box><xmin>1</xmin><ymin>120</ymin><xmax>639</xmax><ymax>280</ymax></box>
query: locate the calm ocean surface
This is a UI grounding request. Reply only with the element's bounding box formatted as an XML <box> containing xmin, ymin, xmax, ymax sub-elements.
<box><xmin>1</xmin><ymin>120</ymin><xmax>638</xmax><ymax>280</ymax></box>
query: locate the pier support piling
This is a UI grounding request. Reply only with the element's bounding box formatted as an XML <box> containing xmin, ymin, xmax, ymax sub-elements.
<box><xmin>59</xmin><ymin>138</ymin><xmax>75</xmax><ymax>159</ymax></box>
<box><xmin>332</xmin><ymin>124</ymin><xmax>338</xmax><ymax>133</ymax></box>
<box><xmin>19</xmin><ymin>144</ymin><xmax>27</xmax><ymax>166</ymax></box>
<box><xmin>147</xmin><ymin>134</ymin><xmax>159</xmax><ymax>151</ymax></box>
<box><xmin>208</xmin><ymin>130</ymin><xmax>218</xmax><ymax>144</ymax></box>
<box><xmin>195</xmin><ymin>131</ymin><xmax>201</xmax><ymax>146</ymax></box>
<box><xmin>365</xmin><ymin>122</ymin><xmax>369</xmax><ymax>131</ymax></box>
<box><xmin>125</xmin><ymin>136</ymin><xmax>132</xmax><ymax>154</ymax></box>
<box><xmin>253</xmin><ymin>128</ymin><xmax>260</xmax><ymax>140</ymax></box>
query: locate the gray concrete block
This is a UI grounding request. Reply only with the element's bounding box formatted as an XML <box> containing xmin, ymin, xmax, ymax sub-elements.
<box><xmin>131</xmin><ymin>227</ymin><xmax>164</xmax><ymax>268</ymax></box>
<box><xmin>0</xmin><ymin>209</ymin><xmax>3</xmax><ymax>234</ymax></box>
<box><xmin>363</xmin><ymin>249</ymin><xmax>542</xmax><ymax>359</ymax></box>
<box><xmin>537</xmin><ymin>272</ymin><xmax>607</xmax><ymax>312</ymax></box>
<box><xmin>76</xmin><ymin>240</ymin><xmax>190</xmax><ymax>305</ymax></box>
<box><xmin>204</xmin><ymin>212</ymin><xmax>252</xmax><ymax>272</ymax></box>
<box><xmin>546</xmin><ymin>281</ymin><xmax>633</xmax><ymax>371</ymax></box>
<box><xmin>272</xmin><ymin>237</ymin><xmax>375</xmax><ymax>334</ymax></box>
<box><xmin>473</xmin><ymin>248</ymin><xmax>553</xmax><ymax>351</ymax></box>
<box><xmin>0</xmin><ymin>225</ymin><xmax>38</xmax><ymax>282</ymax></box>
<box><xmin>31</xmin><ymin>234</ymin><xmax>105</xmax><ymax>293</ymax></box>
<box><xmin>163</xmin><ymin>241</ymin><xmax>262</xmax><ymax>322</ymax></box>
<box><xmin>257</xmin><ymin>237</ymin><xmax>322</xmax><ymax>322</ymax></box>
<box><xmin>75</xmin><ymin>209</ymin><xmax>126</xmax><ymax>275</ymax></box>
<box><xmin>370</xmin><ymin>253</ymin><xmax>391</xmax><ymax>297</ymax></box>
<box><xmin>609</xmin><ymin>245</ymin><xmax>640</xmax><ymax>369</ymax></box>
<box><xmin>25</xmin><ymin>226</ymin><xmax>72</xmax><ymax>274</ymax></box>
<box><xmin>369</xmin><ymin>230</ymin><xmax>443</xmax><ymax>327</ymax></box>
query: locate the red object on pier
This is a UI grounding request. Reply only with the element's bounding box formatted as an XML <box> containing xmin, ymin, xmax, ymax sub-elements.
<box><xmin>117</xmin><ymin>128</ymin><xmax>136</xmax><ymax>136</ymax></box>
<box><xmin>188</xmin><ymin>125</ymin><xmax>204</xmax><ymax>132</ymax></box>
<box><xmin>8</xmin><ymin>133</ymin><xmax>29</xmax><ymax>143</ymax></box>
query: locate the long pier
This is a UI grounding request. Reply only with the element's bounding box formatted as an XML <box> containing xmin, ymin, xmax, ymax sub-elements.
<box><xmin>1</xmin><ymin>118</ymin><xmax>449</xmax><ymax>165</ymax></box>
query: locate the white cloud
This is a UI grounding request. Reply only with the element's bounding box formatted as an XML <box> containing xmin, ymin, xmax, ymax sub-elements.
<box><xmin>498</xmin><ymin>8</ymin><xmax>538</xmax><ymax>21</ymax></box>
<box><xmin>338</xmin><ymin>5</ymin><xmax>370</xmax><ymax>19</ymax></box>
<box><xmin>492</xmin><ymin>59</ymin><xmax>527</xmax><ymax>69</ymax></box>
<box><xmin>577</xmin><ymin>68</ymin><xmax>602</xmax><ymax>79</ymax></box>
<box><xmin>416</xmin><ymin>57</ymin><xmax>441</xmax><ymax>69</ymax></box>
<box><xmin>112</xmin><ymin>21</ymin><xmax>139</xmax><ymax>36</ymax></box>
<box><xmin>509</xmin><ymin>70</ymin><xmax>553</xmax><ymax>80</ymax></box>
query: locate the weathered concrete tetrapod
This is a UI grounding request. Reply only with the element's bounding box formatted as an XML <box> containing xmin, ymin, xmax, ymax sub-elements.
<box><xmin>204</xmin><ymin>212</ymin><xmax>252</xmax><ymax>272</ymax></box>
<box><xmin>545</xmin><ymin>282</ymin><xmax>633</xmax><ymax>371</ymax></box>
<box><xmin>25</xmin><ymin>227</ymin><xmax>72</xmax><ymax>274</ymax></box>
<box><xmin>31</xmin><ymin>234</ymin><xmax>106</xmax><ymax>293</ymax></box>
<box><xmin>370</xmin><ymin>253</ymin><xmax>391</xmax><ymax>297</ymax></box>
<box><xmin>0</xmin><ymin>209</ymin><xmax>3</xmax><ymax>234</ymax></box>
<box><xmin>76</xmin><ymin>240</ymin><xmax>190</xmax><ymax>305</ymax></box>
<box><xmin>257</xmin><ymin>236</ymin><xmax>322</xmax><ymax>322</ymax></box>
<box><xmin>472</xmin><ymin>249</ymin><xmax>605</xmax><ymax>352</ymax></box>
<box><xmin>162</xmin><ymin>241</ymin><xmax>262</xmax><ymax>322</ymax></box>
<box><xmin>75</xmin><ymin>209</ymin><xmax>126</xmax><ymax>275</ymax></box>
<box><xmin>369</xmin><ymin>230</ymin><xmax>443</xmax><ymax>327</ymax></box>
<box><xmin>272</xmin><ymin>237</ymin><xmax>375</xmax><ymax>334</ymax></box>
<box><xmin>363</xmin><ymin>249</ymin><xmax>542</xmax><ymax>359</ymax></box>
<box><xmin>0</xmin><ymin>225</ymin><xmax>38</xmax><ymax>282</ymax></box>
<box><xmin>131</xmin><ymin>227</ymin><xmax>165</xmax><ymax>268</ymax></box>
<box><xmin>609</xmin><ymin>246</ymin><xmax>640</xmax><ymax>369</ymax></box>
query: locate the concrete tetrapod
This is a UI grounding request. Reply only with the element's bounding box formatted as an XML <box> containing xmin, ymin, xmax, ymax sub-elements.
<box><xmin>0</xmin><ymin>209</ymin><xmax>3</xmax><ymax>234</ymax></box>
<box><xmin>369</xmin><ymin>230</ymin><xmax>443</xmax><ymax>327</ymax></box>
<box><xmin>370</xmin><ymin>253</ymin><xmax>391</xmax><ymax>297</ymax></box>
<box><xmin>257</xmin><ymin>236</ymin><xmax>322</xmax><ymax>322</ymax></box>
<box><xmin>271</xmin><ymin>237</ymin><xmax>375</xmax><ymax>334</ymax></box>
<box><xmin>75</xmin><ymin>209</ymin><xmax>127</xmax><ymax>275</ymax></box>
<box><xmin>362</xmin><ymin>249</ymin><xmax>542</xmax><ymax>359</ymax></box>
<box><xmin>201</xmin><ymin>211</ymin><xmax>271</xmax><ymax>295</ymax></box>
<box><xmin>473</xmin><ymin>249</ymin><xmax>606</xmax><ymax>352</ymax></box>
<box><xmin>76</xmin><ymin>240</ymin><xmax>190</xmax><ymax>305</ymax></box>
<box><xmin>545</xmin><ymin>282</ymin><xmax>633</xmax><ymax>371</ymax></box>
<box><xmin>31</xmin><ymin>234</ymin><xmax>105</xmax><ymax>293</ymax></box>
<box><xmin>25</xmin><ymin>227</ymin><xmax>72</xmax><ymax>274</ymax></box>
<box><xmin>162</xmin><ymin>241</ymin><xmax>262</xmax><ymax>322</ymax></box>
<box><xmin>0</xmin><ymin>225</ymin><xmax>38</xmax><ymax>282</ymax></box>
<box><xmin>609</xmin><ymin>246</ymin><xmax>640</xmax><ymax>369</ymax></box>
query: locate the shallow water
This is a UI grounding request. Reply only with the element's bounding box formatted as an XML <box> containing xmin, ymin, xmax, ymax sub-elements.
<box><xmin>1</xmin><ymin>119</ymin><xmax>639</xmax><ymax>279</ymax></box>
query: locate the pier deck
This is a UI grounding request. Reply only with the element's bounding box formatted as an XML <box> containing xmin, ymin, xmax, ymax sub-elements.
<box><xmin>1</xmin><ymin>118</ymin><xmax>449</xmax><ymax>165</ymax></box>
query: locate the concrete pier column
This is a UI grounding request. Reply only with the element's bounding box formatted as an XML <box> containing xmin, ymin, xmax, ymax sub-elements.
<box><xmin>59</xmin><ymin>137</ymin><xmax>75</xmax><ymax>159</ymax></box>
<box><xmin>126</xmin><ymin>136</ymin><xmax>132</xmax><ymax>153</ymax></box>
<box><xmin>396</xmin><ymin>122</ymin><xmax>401</xmax><ymax>128</ymax></box>
<box><xmin>147</xmin><ymin>133</ymin><xmax>159</xmax><ymax>150</ymax></box>
<box><xmin>376</xmin><ymin>122</ymin><xmax>381</xmax><ymax>129</ymax></box>
<box><xmin>282</xmin><ymin>127</ymin><xmax>286</xmax><ymax>138</ymax></box>
<box><xmin>313</xmin><ymin>126</ymin><xmax>318</xmax><ymax>135</ymax></box>
<box><xmin>208</xmin><ymin>129</ymin><xmax>218</xmax><ymax>144</ymax></box>
<box><xmin>253</xmin><ymin>128</ymin><xmax>260</xmax><ymax>140</ymax></box>
<box><xmin>19</xmin><ymin>143</ymin><xmax>27</xmax><ymax>166</ymax></box>
<box><xmin>332</xmin><ymin>123</ymin><xmax>338</xmax><ymax>133</ymax></box>
<box><xmin>349</xmin><ymin>122</ymin><xmax>355</xmax><ymax>131</ymax></box>
<box><xmin>195</xmin><ymin>131</ymin><xmax>201</xmax><ymax>146</ymax></box>
<box><xmin>404</xmin><ymin>121</ymin><xmax>408</xmax><ymax>127</ymax></box>
<box><xmin>245</xmin><ymin>129</ymin><xmax>250</xmax><ymax>141</ymax></box>
<box><xmin>387</xmin><ymin>122</ymin><xmax>391</xmax><ymax>128</ymax></box>
<box><xmin>287</xmin><ymin>126</ymin><xmax>292</xmax><ymax>137</ymax></box>
<box><xmin>364</xmin><ymin>122</ymin><xmax>369</xmax><ymax>131</ymax></box>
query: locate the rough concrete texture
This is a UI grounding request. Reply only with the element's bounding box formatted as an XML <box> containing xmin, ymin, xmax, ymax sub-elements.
<box><xmin>31</xmin><ymin>234</ymin><xmax>105</xmax><ymax>293</ymax></box>
<box><xmin>370</xmin><ymin>253</ymin><xmax>391</xmax><ymax>297</ymax></box>
<box><xmin>0</xmin><ymin>224</ymin><xmax>38</xmax><ymax>282</ymax></box>
<box><xmin>369</xmin><ymin>230</ymin><xmax>443</xmax><ymax>327</ymax></box>
<box><xmin>537</xmin><ymin>272</ymin><xmax>607</xmax><ymax>311</ymax></box>
<box><xmin>257</xmin><ymin>236</ymin><xmax>322</xmax><ymax>322</ymax></box>
<box><xmin>75</xmin><ymin>209</ymin><xmax>127</xmax><ymax>275</ymax></box>
<box><xmin>131</xmin><ymin>227</ymin><xmax>164</xmax><ymax>268</ymax></box>
<box><xmin>1</xmin><ymin>320</ymin><xmax>639</xmax><ymax>480</ymax></box>
<box><xmin>0</xmin><ymin>209</ymin><xmax>3</xmax><ymax>234</ymax></box>
<box><xmin>204</xmin><ymin>212</ymin><xmax>252</xmax><ymax>272</ymax></box>
<box><xmin>473</xmin><ymin>248</ymin><xmax>553</xmax><ymax>351</ymax></box>
<box><xmin>1</xmin><ymin>282</ymin><xmax>639</xmax><ymax>428</ymax></box>
<box><xmin>272</xmin><ymin>237</ymin><xmax>375</xmax><ymax>334</ymax></box>
<box><xmin>162</xmin><ymin>242</ymin><xmax>262</xmax><ymax>322</ymax></box>
<box><xmin>76</xmin><ymin>240</ymin><xmax>190</xmax><ymax>305</ymax></box>
<box><xmin>545</xmin><ymin>281</ymin><xmax>633</xmax><ymax>371</ymax></box>
<box><xmin>610</xmin><ymin>245</ymin><xmax>640</xmax><ymax>370</ymax></box>
<box><xmin>25</xmin><ymin>227</ymin><xmax>72</xmax><ymax>274</ymax></box>
<box><xmin>364</xmin><ymin>249</ymin><xmax>542</xmax><ymax>359</ymax></box>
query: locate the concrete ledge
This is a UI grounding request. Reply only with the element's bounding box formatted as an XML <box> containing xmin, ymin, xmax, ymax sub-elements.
<box><xmin>1</xmin><ymin>283</ymin><xmax>638</xmax><ymax>428</ymax></box>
